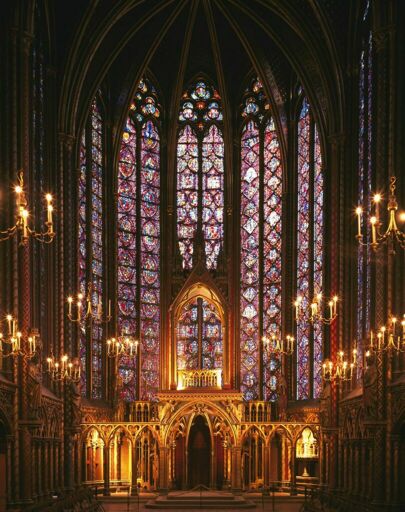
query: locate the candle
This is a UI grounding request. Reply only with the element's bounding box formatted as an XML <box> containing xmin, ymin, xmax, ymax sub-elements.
<box><xmin>47</xmin><ymin>357</ymin><xmax>52</xmax><ymax>372</ymax></box>
<box><xmin>47</xmin><ymin>204</ymin><xmax>53</xmax><ymax>226</ymax></box>
<box><xmin>108</xmin><ymin>300</ymin><xmax>111</xmax><ymax>318</ymax></box>
<box><xmin>15</xmin><ymin>184</ymin><xmax>22</xmax><ymax>209</ymax></box>
<box><xmin>391</xmin><ymin>317</ymin><xmax>397</xmax><ymax>336</ymax></box>
<box><xmin>352</xmin><ymin>347</ymin><xmax>357</xmax><ymax>365</ymax></box>
<box><xmin>370</xmin><ymin>330</ymin><xmax>374</xmax><ymax>348</ymax></box>
<box><xmin>333</xmin><ymin>296</ymin><xmax>338</xmax><ymax>315</ymax></box>
<box><xmin>97</xmin><ymin>300</ymin><xmax>102</xmax><ymax>319</ymax></box>
<box><xmin>381</xmin><ymin>326</ymin><xmax>386</xmax><ymax>346</ymax></box>
<box><xmin>311</xmin><ymin>301</ymin><xmax>317</xmax><ymax>320</ymax></box>
<box><xmin>6</xmin><ymin>315</ymin><xmax>12</xmax><ymax>335</ymax></box>
<box><xmin>16</xmin><ymin>332</ymin><xmax>22</xmax><ymax>351</ymax></box>
<box><xmin>67</xmin><ymin>296</ymin><xmax>73</xmax><ymax>316</ymax></box>
<box><xmin>294</xmin><ymin>296</ymin><xmax>302</xmax><ymax>321</ymax></box>
<box><xmin>22</xmin><ymin>209</ymin><xmax>28</xmax><ymax>238</ymax></box>
<box><xmin>373</xmin><ymin>193</ymin><xmax>381</xmax><ymax>223</ymax></box>
<box><xmin>370</xmin><ymin>216</ymin><xmax>377</xmax><ymax>245</ymax></box>
<box><xmin>356</xmin><ymin>207</ymin><xmax>362</xmax><ymax>238</ymax></box>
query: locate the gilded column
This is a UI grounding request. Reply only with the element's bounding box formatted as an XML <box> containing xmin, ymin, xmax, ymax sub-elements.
<box><xmin>231</xmin><ymin>446</ymin><xmax>241</xmax><ymax>491</ymax></box>
<box><xmin>131</xmin><ymin>439</ymin><xmax>138</xmax><ymax>495</ymax></box>
<box><xmin>103</xmin><ymin>444</ymin><xmax>110</xmax><ymax>496</ymax></box>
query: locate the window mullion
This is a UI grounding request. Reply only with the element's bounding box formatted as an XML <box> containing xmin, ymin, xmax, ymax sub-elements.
<box><xmin>136</xmin><ymin>124</ymin><xmax>142</xmax><ymax>400</ymax></box>
<box><xmin>258</xmin><ymin>122</ymin><xmax>265</xmax><ymax>401</ymax></box>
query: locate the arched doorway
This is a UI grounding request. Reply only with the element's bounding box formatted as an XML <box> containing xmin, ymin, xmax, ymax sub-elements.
<box><xmin>188</xmin><ymin>416</ymin><xmax>211</xmax><ymax>487</ymax></box>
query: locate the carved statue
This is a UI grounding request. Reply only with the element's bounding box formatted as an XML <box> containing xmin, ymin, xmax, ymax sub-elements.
<box><xmin>27</xmin><ymin>364</ymin><xmax>42</xmax><ymax>420</ymax></box>
<box><xmin>277</xmin><ymin>374</ymin><xmax>288</xmax><ymax>421</ymax></box>
<box><xmin>363</xmin><ymin>362</ymin><xmax>377</xmax><ymax>419</ymax></box>
<box><xmin>66</xmin><ymin>380</ymin><xmax>82</xmax><ymax>427</ymax></box>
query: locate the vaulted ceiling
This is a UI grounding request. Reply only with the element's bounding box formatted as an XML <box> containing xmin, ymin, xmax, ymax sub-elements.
<box><xmin>50</xmin><ymin>0</ymin><xmax>353</xmax><ymax>139</ymax></box>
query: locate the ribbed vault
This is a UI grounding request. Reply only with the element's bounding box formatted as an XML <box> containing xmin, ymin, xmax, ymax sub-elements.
<box><xmin>55</xmin><ymin>0</ymin><xmax>347</xmax><ymax>144</ymax></box>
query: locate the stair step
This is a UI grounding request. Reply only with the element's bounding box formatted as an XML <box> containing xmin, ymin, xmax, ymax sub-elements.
<box><xmin>145</xmin><ymin>491</ymin><xmax>256</xmax><ymax>509</ymax></box>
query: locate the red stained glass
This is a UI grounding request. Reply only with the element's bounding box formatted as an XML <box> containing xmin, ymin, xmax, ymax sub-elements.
<box><xmin>263</xmin><ymin>118</ymin><xmax>282</xmax><ymax>401</ymax></box>
<box><xmin>140</xmin><ymin>120</ymin><xmax>160</xmax><ymax>400</ymax></box>
<box><xmin>177</xmin><ymin>125</ymin><xmax>198</xmax><ymax>269</ymax></box>
<box><xmin>240</xmin><ymin>120</ymin><xmax>260</xmax><ymax>401</ymax></box>
<box><xmin>117</xmin><ymin>82</ymin><xmax>161</xmax><ymax>402</ymax></box>
<box><xmin>296</xmin><ymin>98</ymin><xmax>323</xmax><ymax>400</ymax></box>
<box><xmin>117</xmin><ymin>115</ymin><xmax>137</xmax><ymax>402</ymax></box>
<box><xmin>240</xmin><ymin>78</ymin><xmax>284</xmax><ymax>402</ymax></box>
<box><xmin>202</xmin><ymin>125</ymin><xmax>224</xmax><ymax>269</ymax></box>
<box><xmin>90</xmin><ymin>99</ymin><xmax>104</xmax><ymax>400</ymax></box>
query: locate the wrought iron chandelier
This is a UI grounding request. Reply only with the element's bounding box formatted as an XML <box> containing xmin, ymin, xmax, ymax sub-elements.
<box><xmin>366</xmin><ymin>314</ymin><xmax>405</xmax><ymax>355</ymax></box>
<box><xmin>356</xmin><ymin>176</ymin><xmax>405</xmax><ymax>251</ymax></box>
<box><xmin>46</xmin><ymin>353</ymin><xmax>81</xmax><ymax>382</ymax></box>
<box><xmin>0</xmin><ymin>314</ymin><xmax>39</xmax><ymax>359</ymax></box>
<box><xmin>67</xmin><ymin>283</ymin><xmax>111</xmax><ymax>324</ymax></box>
<box><xmin>106</xmin><ymin>333</ymin><xmax>138</xmax><ymax>358</ymax></box>
<box><xmin>294</xmin><ymin>293</ymin><xmax>338</xmax><ymax>325</ymax></box>
<box><xmin>322</xmin><ymin>349</ymin><xmax>357</xmax><ymax>382</ymax></box>
<box><xmin>0</xmin><ymin>170</ymin><xmax>55</xmax><ymax>245</ymax></box>
<box><xmin>261</xmin><ymin>333</ymin><xmax>295</xmax><ymax>356</ymax></box>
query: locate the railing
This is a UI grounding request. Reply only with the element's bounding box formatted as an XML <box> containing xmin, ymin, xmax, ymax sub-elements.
<box><xmin>242</xmin><ymin>401</ymin><xmax>274</xmax><ymax>422</ymax></box>
<box><xmin>177</xmin><ymin>369</ymin><xmax>222</xmax><ymax>390</ymax></box>
<box><xmin>129</xmin><ymin>401</ymin><xmax>159</xmax><ymax>422</ymax></box>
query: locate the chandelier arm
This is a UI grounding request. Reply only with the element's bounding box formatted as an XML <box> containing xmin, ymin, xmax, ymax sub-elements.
<box><xmin>0</xmin><ymin>226</ymin><xmax>18</xmax><ymax>240</ymax></box>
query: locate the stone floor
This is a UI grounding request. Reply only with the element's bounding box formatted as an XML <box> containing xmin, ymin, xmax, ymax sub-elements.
<box><xmin>99</xmin><ymin>491</ymin><xmax>305</xmax><ymax>512</ymax></box>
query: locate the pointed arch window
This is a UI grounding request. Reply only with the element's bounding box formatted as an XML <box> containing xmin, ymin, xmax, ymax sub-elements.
<box><xmin>357</xmin><ymin>1</ymin><xmax>373</xmax><ymax>370</ymax></box>
<box><xmin>78</xmin><ymin>94</ymin><xmax>105</xmax><ymax>399</ymax></box>
<box><xmin>117</xmin><ymin>78</ymin><xmax>161</xmax><ymax>401</ymax></box>
<box><xmin>240</xmin><ymin>78</ymin><xmax>283</xmax><ymax>401</ymax></box>
<box><xmin>176</xmin><ymin>80</ymin><xmax>224</xmax><ymax>270</ymax></box>
<box><xmin>296</xmin><ymin>97</ymin><xmax>324</xmax><ymax>400</ymax></box>
<box><xmin>176</xmin><ymin>297</ymin><xmax>223</xmax><ymax>372</ymax></box>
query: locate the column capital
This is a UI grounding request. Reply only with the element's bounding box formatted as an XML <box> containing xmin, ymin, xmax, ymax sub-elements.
<box><xmin>327</xmin><ymin>133</ymin><xmax>345</xmax><ymax>148</ymax></box>
<box><xmin>58</xmin><ymin>133</ymin><xmax>76</xmax><ymax>151</ymax></box>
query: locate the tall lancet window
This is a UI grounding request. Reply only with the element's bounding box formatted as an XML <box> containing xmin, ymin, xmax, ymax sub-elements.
<box><xmin>78</xmin><ymin>94</ymin><xmax>105</xmax><ymax>399</ymax></box>
<box><xmin>117</xmin><ymin>78</ymin><xmax>161</xmax><ymax>401</ymax></box>
<box><xmin>177</xmin><ymin>80</ymin><xmax>224</xmax><ymax>270</ymax></box>
<box><xmin>240</xmin><ymin>78</ymin><xmax>283</xmax><ymax>401</ymax></box>
<box><xmin>357</xmin><ymin>1</ymin><xmax>373</xmax><ymax>371</ymax></box>
<box><xmin>296</xmin><ymin>97</ymin><xmax>324</xmax><ymax>400</ymax></box>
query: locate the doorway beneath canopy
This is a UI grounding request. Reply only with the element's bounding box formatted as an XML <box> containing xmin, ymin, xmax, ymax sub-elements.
<box><xmin>187</xmin><ymin>415</ymin><xmax>211</xmax><ymax>488</ymax></box>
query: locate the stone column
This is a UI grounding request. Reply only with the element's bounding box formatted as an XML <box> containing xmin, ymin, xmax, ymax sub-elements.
<box><xmin>159</xmin><ymin>446</ymin><xmax>168</xmax><ymax>492</ymax></box>
<box><xmin>290</xmin><ymin>445</ymin><xmax>296</xmax><ymax>494</ymax></box>
<box><xmin>231</xmin><ymin>446</ymin><xmax>241</xmax><ymax>491</ymax></box>
<box><xmin>103</xmin><ymin>444</ymin><xmax>110</xmax><ymax>496</ymax></box>
<box><xmin>131</xmin><ymin>439</ymin><xmax>138</xmax><ymax>495</ymax></box>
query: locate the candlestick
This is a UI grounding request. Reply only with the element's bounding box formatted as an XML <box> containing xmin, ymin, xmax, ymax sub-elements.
<box><xmin>373</xmin><ymin>193</ymin><xmax>381</xmax><ymax>223</ymax></box>
<box><xmin>356</xmin><ymin>206</ymin><xmax>362</xmax><ymax>238</ymax></box>
<box><xmin>370</xmin><ymin>216</ymin><xmax>377</xmax><ymax>245</ymax></box>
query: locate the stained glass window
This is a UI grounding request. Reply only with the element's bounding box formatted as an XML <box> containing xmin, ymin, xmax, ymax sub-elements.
<box><xmin>177</xmin><ymin>297</ymin><xmax>223</xmax><ymax>371</ymax></box>
<box><xmin>78</xmin><ymin>94</ymin><xmax>105</xmax><ymax>399</ymax></box>
<box><xmin>177</xmin><ymin>80</ymin><xmax>224</xmax><ymax>270</ymax></box>
<box><xmin>240</xmin><ymin>78</ymin><xmax>283</xmax><ymax>401</ymax></box>
<box><xmin>357</xmin><ymin>7</ymin><xmax>373</xmax><ymax>374</ymax></box>
<box><xmin>117</xmin><ymin>78</ymin><xmax>161</xmax><ymax>401</ymax></box>
<box><xmin>296</xmin><ymin>97</ymin><xmax>324</xmax><ymax>400</ymax></box>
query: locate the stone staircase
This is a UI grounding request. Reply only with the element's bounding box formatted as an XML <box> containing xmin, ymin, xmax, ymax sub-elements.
<box><xmin>145</xmin><ymin>486</ymin><xmax>256</xmax><ymax>509</ymax></box>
